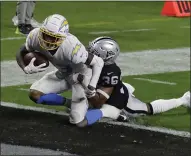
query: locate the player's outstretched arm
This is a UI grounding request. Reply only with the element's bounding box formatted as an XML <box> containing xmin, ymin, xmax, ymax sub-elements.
<box><xmin>70</xmin><ymin>44</ymin><xmax>104</xmax><ymax>96</ymax></box>
<box><xmin>85</xmin><ymin>53</ymin><xmax>104</xmax><ymax>89</ymax></box>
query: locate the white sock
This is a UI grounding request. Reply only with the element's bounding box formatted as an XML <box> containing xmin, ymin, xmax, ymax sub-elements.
<box><xmin>150</xmin><ymin>98</ymin><xmax>183</xmax><ymax>114</ymax></box>
<box><xmin>100</xmin><ymin>104</ymin><xmax>121</xmax><ymax>119</ymax></box>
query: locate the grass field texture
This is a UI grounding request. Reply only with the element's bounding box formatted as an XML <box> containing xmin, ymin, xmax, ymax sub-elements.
<box><xmin>1</xmin><ymin>1</ymin><xmax>190</xmax><ymax>131</ymax></box>
<box><xmin>1</xmin><ymin>1</ymin><xmax>190</xmax><ymax>60</ymax></box>
<box><xmin>1</xmin><ymin>71</ymin><xmax>190</xmax><ymax>131</ymax></box>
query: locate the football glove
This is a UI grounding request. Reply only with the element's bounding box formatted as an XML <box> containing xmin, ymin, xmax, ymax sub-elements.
<box><xmin>85</xmin><ymin>85</ymin><xmax>96</xmax><ymax>98</ymax></box>
<box><xmin>24</xmin><ymin>58</ymin><xmax>47</xmax><ymax>74</ymax></box>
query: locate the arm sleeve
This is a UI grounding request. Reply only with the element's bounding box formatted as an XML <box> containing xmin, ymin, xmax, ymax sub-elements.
<box><xmin>70</xmin><ymin>45</ymin><xmax>104</xmax><ymax>88</ymax></box>
<box><xmin>66</xmin><ymin>37</ymin><xmax>104</xmax><ymax>89</ymax></box>
<box><xmin>87</xmin><ymin>54</ymin><xmax>104</xmax><ymax>89</ymax></box>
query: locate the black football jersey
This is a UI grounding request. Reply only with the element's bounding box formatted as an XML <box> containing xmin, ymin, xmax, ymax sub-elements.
<box><xmin>97</xmin><ymin>63</ymin><xmax>129</xmax><ymax>109</ymax></box>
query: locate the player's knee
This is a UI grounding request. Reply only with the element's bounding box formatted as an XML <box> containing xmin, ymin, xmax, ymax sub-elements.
<box><xmin>29</xmin><ymin>89</ymin><xmax>44</xmax><ymax>103</ymax></box>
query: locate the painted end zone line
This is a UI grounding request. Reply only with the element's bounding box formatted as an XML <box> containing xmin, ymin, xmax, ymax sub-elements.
<box><xmin>134</xmin><ymin>78</ymin><xmax>177</xmax><ymax>85</ymax></box>
<box><xmin>1</xmin><ymin>102</ymin><xmax>190</xmax><ymax>138</ymax></box>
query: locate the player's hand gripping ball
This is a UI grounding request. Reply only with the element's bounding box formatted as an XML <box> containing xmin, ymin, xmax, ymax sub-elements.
<box><xmin>23</xmin><ymin>52</ymin><xmax>49</xmax><ymax>74</ymax></box>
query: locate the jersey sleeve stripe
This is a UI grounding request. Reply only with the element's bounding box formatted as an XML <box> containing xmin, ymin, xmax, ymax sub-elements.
<box><xmin>97</xmin><ymin>89</ymin><xmax>110</xmax><ymax>99</ymax></box>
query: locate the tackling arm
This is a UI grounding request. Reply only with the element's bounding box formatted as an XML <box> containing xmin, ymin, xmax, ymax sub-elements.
<box><xmin>70</xmin><ymin>42</ymin><xmax>104</xmax><ymax>91</ymax></box>
<box><xmin>88</xmin><ymin>86</ymin><xmax>113</xmax><ymax>108</ymax></box>
<box><xmin>85</xmin><ymin>53</ymin><xmax>104</xmax><ymax>89</ymax></box>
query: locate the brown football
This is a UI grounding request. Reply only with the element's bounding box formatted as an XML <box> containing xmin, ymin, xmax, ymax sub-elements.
<box><xmin>23</xmin><ymin>52</ymin><xmax>49</xmax><ymax>67</ymax></box>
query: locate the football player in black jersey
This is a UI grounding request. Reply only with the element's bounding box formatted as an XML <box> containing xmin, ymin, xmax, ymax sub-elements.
<box><xmin>47</xmin><ymin>36</ymin><xmax>190</xmax><ymax>127</ymax></box>
<box><xmin>81</xmin><ymin>36</ymin><xmax>190</xmax><ymax>126</ymax></box>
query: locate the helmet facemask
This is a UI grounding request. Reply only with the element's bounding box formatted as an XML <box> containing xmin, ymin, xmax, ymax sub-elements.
<box><xmin>38</xmin><ymin>27</ymin><xmax>65</xmax><ymax>51</ymax></box>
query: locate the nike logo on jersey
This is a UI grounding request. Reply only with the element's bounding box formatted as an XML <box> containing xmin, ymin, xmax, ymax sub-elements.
<box><xmin>107</xmin><ymin>72</ymin><xmax>113</xmax><ymax>75</ymax></box>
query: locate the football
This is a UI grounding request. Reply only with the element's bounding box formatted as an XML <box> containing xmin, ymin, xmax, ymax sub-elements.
<box><xmin>23</xmin><ymin>52</ymin><xmax>49</xmax><ymax>67</ymax></box>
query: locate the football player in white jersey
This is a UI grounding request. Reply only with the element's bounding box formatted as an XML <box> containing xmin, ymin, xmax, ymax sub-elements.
<box><xmin>16</xmin><ymin>14</ymin><xmax>104</xmax><ymax>127</ymax></box>
<box><xmin>68</xmin><ymin>36</ymin><xmax>190</xmax><ymax>126</ymax></box>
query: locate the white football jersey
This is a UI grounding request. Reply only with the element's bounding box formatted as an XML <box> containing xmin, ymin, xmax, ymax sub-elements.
<box><xmin>25</xmin><ymin>28</ymin><xmax>88</xmax><ymax>74</ymax></box>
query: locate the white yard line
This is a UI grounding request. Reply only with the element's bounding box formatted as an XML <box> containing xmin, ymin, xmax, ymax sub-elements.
<box><xmin>1</xmin><ymin>143</ymin><xmax>76</xmax><ymax>156</ymax></box>
<box><xmin>1</xmin><ymin>36</ymin><xmax>26</xmax><ymax>41</ymax></box>
<box><xmin>88</xmin><ymin>28</ymin><xmax>156</xmax><ymax>35</ymax></box>
<box><xmin>89</xmin><ymin>30</ymin><xmax>119</xmax><ymax>35</ymax></box>
<box><xmin>123</xmin><ymin>28</ymin><xmax>156</xmax><ymax>32</ymax></box>
<box><xmin>1</xmin><ymin>29</ymin><xmax>155</xmax><ymax>40</ymax></box>
<box><xmin>134</xmin><ymin>78</ymin><xmax>177</xmax><ymax>85</ymax></box>
<box><xmin>18</xmin><ymin>88</ymin><xmax>29</xmax><ymax>91</ymax></box>
<box><xmin>1</xmin><ymin>48</ymin><xmax>190</xmax><ymax>87</ymax></box>
<box><xmin>180</xmin><ymin>26</ymin><xmax>190</xmax><ymax>29</ymax></box>
<box><xmin>0</xmin><ymin>101</ymin><xmax>68</xmax><ymax>116</ymax></box>
<box><xmin>0</xmin><ymin>26</ymin><xmax>188</xmax><ymax>40</ymax></box>
<box><xmin>1</xmin><ymin>101</ymin><xmax>190</xmax><ymax>138</ymax></box>
<box><xmin>1</xmin><ymin>47</ymin><xmax>190</xmax><ymax>138</ymax></box>
<box><xmin>1</xmin><ymin>28</ymin><xmax>154</xmax><ymax>40</ymax></box>
<box><xmin>99</xmin><ymin>120</ymin><xmax>190</xmax><ymax>138</ymax></box>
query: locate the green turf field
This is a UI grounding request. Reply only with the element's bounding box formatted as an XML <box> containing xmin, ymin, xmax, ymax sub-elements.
<box><xmin>1</xmin><ymin>1</ymin><xmax>190</xmax><ymax>131</ymax></box>
<box><xmin>1</xmin><ymin>1</ymin><xmax>190</xmax><ymax>60</ymax></box>
<box><xmin>1</xmin><ymin>71</ymin><xmax>190</xmax><ymax>131</ymax></box>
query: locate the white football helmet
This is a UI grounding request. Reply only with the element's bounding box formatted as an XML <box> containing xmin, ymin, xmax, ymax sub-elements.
<box><xmin>38</xmin><ymin>14</ymin><xmax>69</xmax><ymax>50</ymax></box>
<box><xmin>87</xmin><ymin>36</ymin><xmax>120</xmax><ymax>65</ymax></box>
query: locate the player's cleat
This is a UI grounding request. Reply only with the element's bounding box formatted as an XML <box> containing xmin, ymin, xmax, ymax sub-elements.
<box><xmin>117</xmin><ymin>110</ymin><xmax>129</xmax><ymax>122</ymax></box>
<box><xmin>26</xmin><ymin>24</ymin><xmax>34</xmax><ymax>32</ymax></box>
<box><xmin>12</xmin><ymin>15</ymin><xmax>41</xmax><ymax>28</ymax></box>
<box><xmin>117</xmin><ymin>114</ymin><xmax>128</xmax><ymax>122</ymax></box>
<box><xmin>16</xmin><ymin>24</ymin><xmax>30</xmax><ymax>35</ymax></box>
<box><xmin>181</xmin><ymin>91</ymin><xmax>190</xmax><ymax>108</ymax></box>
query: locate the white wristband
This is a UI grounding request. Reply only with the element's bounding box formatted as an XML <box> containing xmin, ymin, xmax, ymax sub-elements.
<box><xmin>97</xmin><ymin>89</ymin><xmax>110</xmax><ymax>99</ymax></box>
